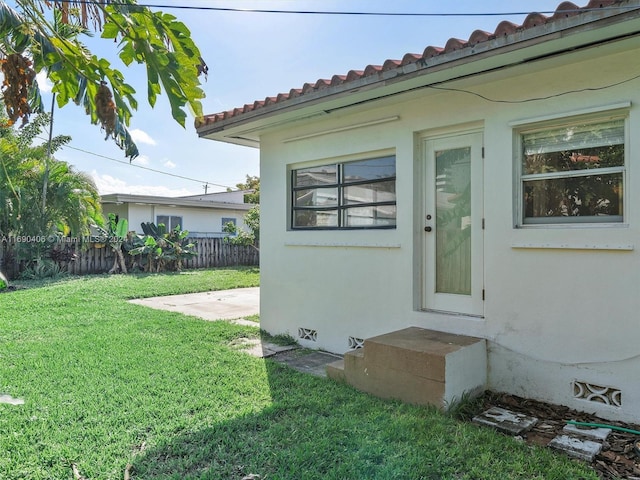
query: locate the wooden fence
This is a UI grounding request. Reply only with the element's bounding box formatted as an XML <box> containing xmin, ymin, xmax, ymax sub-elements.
<box><xmin>0</xmin><ymin>237</ymin><xmax>258</xmax><ymax>279</ymax></box>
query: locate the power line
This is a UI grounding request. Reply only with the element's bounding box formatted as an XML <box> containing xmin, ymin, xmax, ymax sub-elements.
<box><xmin>43</xmin><ymin>138</ymin><xmax>238</xmax><ymax>190</ymax></box>
<box><xmin>35</xmin><ymin>1</ymin><xmax>640</xmax><ymax>17</ymax></box>
<box><xmin>427</xmin><ymin>72</ymin><xmax>640</xmax><ymax>104</ymax></box>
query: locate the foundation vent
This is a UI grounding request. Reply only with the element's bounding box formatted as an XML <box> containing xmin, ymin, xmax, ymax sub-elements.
<box><xmin>348</xmin><ymin>336</ymin><xmax>364</xmax><ymax>349</ymax></box>
<box><xmin>297</xmin><ymin>327</ymin><xmax>317</xmax><ymax>342</ymax></box>
<box><xmin>573</xmin><ymin>381</ymin><xmax>622</xmax><ymax>407</ymax></box>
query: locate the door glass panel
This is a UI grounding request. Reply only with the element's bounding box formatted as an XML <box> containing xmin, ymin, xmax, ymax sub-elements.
<box><xmin>435</xmin><ymin>147</ymin><xmax>471</xmax><ymax>295</ymax></box>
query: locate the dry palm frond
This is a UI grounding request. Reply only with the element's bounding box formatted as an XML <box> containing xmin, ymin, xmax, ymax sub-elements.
<box><xmin>41</xmin><ymin>0</ymin><xmax>125</xmax><ymax>30</ymax></box>
<box><xmin>95</xmin><ymin>81</ymin><xmax>116</xmax><ymax>137</ymax></box>
<box><xmin>0</xmin><ymin>53</ymin><xmax>36</xmax><ymax>126</ymax></box>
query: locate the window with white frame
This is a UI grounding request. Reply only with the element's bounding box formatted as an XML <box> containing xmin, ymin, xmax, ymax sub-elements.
<box><xmin>156</xmin><ymin>215</ymin><xmax>183</xmax><ymax>230</ymax></box>
<box><xmin>291</xmin><ymin>155</ymin><xmax>396</xmax><ymax>229</ymax></box>
<box><xmin>222</xmin><ymin>217</ymin><xmax>237</xmax><ymax>235</ymax></box>
<box><xmin>519</xmin><ymin>116</ymin><xmax>625</xmax><ymax>225</ymax></box>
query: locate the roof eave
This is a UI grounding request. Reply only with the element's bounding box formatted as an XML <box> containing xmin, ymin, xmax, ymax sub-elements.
<box><xmin>197</xmin><ymin>5</ymin><xmax>640</xmax><ymax>146</ymax></box>
<box><xmin>100</xmin><ymin>193</ymin><xmax>253</xmax><ymax>210</ymax></box>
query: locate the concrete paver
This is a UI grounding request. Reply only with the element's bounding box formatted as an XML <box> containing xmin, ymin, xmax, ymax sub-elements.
<box><xmin>549</xmin><ymin>434</ymin><xmax>604</xmax><ymax>461</ymax></box>
<box><xmin>130</xmin><ymin>287</ymin><xmax>341</xmax><ymax>378</ymax></box>
<box><xmin>472</xmin><ymin>406</ymin><xmax>538</xmax><ymax>435</ymax></box>
<box><xmin>563</xmin><ymin>423</ymin><xmax>612</xmax><ymax>441</ymax></box>
<box><xmin>272</xmin><ymin>350</ymin><xmax>343</xmax><ymax>378</ymax></box>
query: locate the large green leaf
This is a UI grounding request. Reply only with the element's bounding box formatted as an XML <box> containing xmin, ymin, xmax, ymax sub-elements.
<box><xmin>0</xmin><ymin>0</ymin><xmax>206</xmax><ymax>158</ymax></box>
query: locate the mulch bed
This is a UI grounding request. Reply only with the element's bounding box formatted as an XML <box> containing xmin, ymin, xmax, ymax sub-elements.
<box><xmin>479</xmin><ymin>393</ymin><xmax>640</xmax><ymax>479</ymax></box>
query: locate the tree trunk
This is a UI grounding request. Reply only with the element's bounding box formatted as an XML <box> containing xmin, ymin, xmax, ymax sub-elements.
<box><xmin>108</xmin><ymin>245</ymin><xmax>128</xmax><ymax>274</ymax></box>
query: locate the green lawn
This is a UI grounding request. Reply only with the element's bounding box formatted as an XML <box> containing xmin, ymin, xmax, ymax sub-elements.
<box><xmin>0</xmin><ymin>269</ymin><xmax>596</xmax><ymax>479</ymax></box>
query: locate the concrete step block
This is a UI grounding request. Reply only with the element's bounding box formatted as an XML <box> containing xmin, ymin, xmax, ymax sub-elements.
<box><xmin>344</xmin><ymin>348</ymin><xmax>365</xmax><ymax>370</ymax></box>
<box><xmin>472</xmin><ymin>407</ymin><xmax>538</xmax><ymax>435</ymax></box>
<box><xmin>364</xmin><ymin>327</ymin><xmax>484</xmax><ymax>382</ymax></box>
<box><xmin>346</xmin><ymin>363</ymin><xmax>446</xmax><ymax>408</ymax></box>
<box><xmin>549</xmin><ymin>434</ymin><xmax>603</xmax><ymax>462</ymax></box>
<box><xmin>325</xmin><ymin>359</ymin><xmax>345</xmax><ymax>382</ymax></box>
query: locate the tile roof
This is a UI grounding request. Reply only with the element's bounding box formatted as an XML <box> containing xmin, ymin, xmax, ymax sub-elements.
<box><xmin>197</xmin><ymin>0</ymin><xmax>626</xmax><ymax>128</ymax></box>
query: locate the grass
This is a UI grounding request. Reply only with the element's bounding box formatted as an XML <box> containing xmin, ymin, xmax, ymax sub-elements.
<box><xmin>0</xmin><ymin>268</ymin><xmax>597</xmax><ymax>480</ymax></box>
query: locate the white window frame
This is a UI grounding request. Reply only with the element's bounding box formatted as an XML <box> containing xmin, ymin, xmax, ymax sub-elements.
<box><xmin>514</xmin><ymin>109</ymin><xmax>628</xmax><ymax>227</ymax></box>
<box><xmin>156</xmin><ymin>215</ymin><xmax>183</xmax><ymax>231</ymax></box>
<box><xmin>222</xmin><ymin>217</ymin><xmax>237</xmax><ymax>236</ymax></box>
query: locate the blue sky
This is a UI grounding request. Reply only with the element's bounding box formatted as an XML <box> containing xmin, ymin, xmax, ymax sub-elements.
<box><xmin>30</xmin><ymin>0</ymin><xmax>567</xmax><ymax>196</ymax></box>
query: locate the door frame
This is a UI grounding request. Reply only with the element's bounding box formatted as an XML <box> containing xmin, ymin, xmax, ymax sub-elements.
<box><xmin>419</xmin><ymin>127</ymin><xmax>484</xmax><ymax>317</ymax></box>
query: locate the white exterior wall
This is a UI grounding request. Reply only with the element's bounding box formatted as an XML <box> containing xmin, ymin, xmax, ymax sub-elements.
<box><xmin>122</xmin><ymin>204</ymin><xmax>247</xmax><ymax>236</ymax></box>
<box><xmin>259</xmin><ymin>45</ymin><xmax>640</xmax><ymax>421</ymax></box>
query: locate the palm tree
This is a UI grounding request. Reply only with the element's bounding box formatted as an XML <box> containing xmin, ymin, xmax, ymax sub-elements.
<box><xmin>20</xmin><ymin>159</ymin><xmax>103</xmax><ymax>238</ymax></box>
<box><xmin>0</xmin><ymin>111</ymin><xmax>102</xmax><ymax>248</ymax></box>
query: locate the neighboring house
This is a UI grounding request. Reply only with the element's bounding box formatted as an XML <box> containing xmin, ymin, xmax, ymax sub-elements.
<box><xmin>101</xmin><ymin>191</ymin><xmax>253</xmax><ymax>237</ymax></box>
<box><xmin>196</xmin><ymin>1</ymin><xmax>640</xmax><ymax>421</ymax></box>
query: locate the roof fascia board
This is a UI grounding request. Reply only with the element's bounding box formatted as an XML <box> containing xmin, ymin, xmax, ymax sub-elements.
<box><xmin>101</xmin><ymin>194</ymin><xmax>252</xmax><ymax>210</ymax></box>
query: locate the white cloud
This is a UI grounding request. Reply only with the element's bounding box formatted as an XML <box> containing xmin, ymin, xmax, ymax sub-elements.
<box><xmin>36</xmin><ymin>72</ymin><xmax>52</xmax><ymax>93</ymax></box>
<box><xmin>134</xmin><ymin>154</ymin><xmax>150</xmax><ymax>166</ymax></box>
<box><xmin>163</xmin><ymin>160</ymin><xmax>176</xmax><ymax>169</ymax></box>
<box><xmin>92</xmin><ymin>172</ymin><xmax>197</xmax><ymax>197</ymax></box>
<box><xmin>129</xmin><ymin>129</ymin><xmax>157</xmax><ymax>146</ymax></box>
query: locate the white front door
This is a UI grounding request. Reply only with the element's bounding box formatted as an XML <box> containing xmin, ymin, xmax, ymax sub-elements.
<box><xmin>422</xmin><ymin>132</ymin><xmax>484</xmax><ymax>316</ymax></box>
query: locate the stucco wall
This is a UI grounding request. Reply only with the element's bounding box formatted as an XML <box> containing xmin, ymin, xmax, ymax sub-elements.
<box><xmin>258</xmin><ymin>43</ymin><xmax>640</xmax><ymax>421</ymax></box>
<box><xmin>111</xmin><ymin>204</ymin><xmax>248</xmax><ymax>236</ymax></box>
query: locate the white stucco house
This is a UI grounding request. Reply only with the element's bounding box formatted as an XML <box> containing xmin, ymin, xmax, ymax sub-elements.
<box><xmin>101</xmin><ymin>191</ymin><xmax>253</xmax><ymax>237</ymax></box>
<box><xmin>197</xmin><ymin>1</ymin><xmax>640</xmax><ymax>422</ymax></box>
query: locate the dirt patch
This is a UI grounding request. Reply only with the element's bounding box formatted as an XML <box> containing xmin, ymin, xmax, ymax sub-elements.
<box><xmin>479</xmin><ymin>393</ymin><xmax>640</xmax><ymax>479</ymax></box>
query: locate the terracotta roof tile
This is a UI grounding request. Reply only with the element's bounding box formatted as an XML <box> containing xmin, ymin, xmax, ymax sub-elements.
<box><xmin>382</xmin><ymin>59</ymin><xmax>402</xmax><ymax>71</ymax></box>
<box><xmin>315</xmin><ymin>78</ymin><xmax>331</xmax><ymax>89</ymax></box>
<box><xmin>468</xmin><ymin>29</ymin><xmax>493</xmax><ymax>45</ymax></box>
<box><xmin>444</xmin><ymin>37</ymin><xmax>468</xmax><ymax>52</ymax></box>
<box><xmin>494</xmin><ymin>20</ymin><xmax>520</xmax><ymax>37</ymax></box>
<box><xmin>553</xmin><ymin>1</ymin><xmax>582</xmax><ymax>18</ymax></box>
<box><xmin>423</xmin><ymin>45</ymin><xmax>444</xmax><ymax>58</ymax></box>
<box><xmin>346</xmin><ymin>69</ymin><xmax>364</xmax><ymax>81</ymax></box>
<box><xmin>586</xmin><ymin>0</ymin><xmax>618</xmax><ymax>7</ymax></box>
<box><xmin>363</xmin><ymin>64</ymin><xmax>383</xmax><ymax>76</ymax></box>
<box><xmin>522</xmin><ymin>12</ymin><xmax>549</xmax><ymax>28</ymax></box>
<box><xmin>197</xmin><ymin>1</ymin><xmax>630</xmax><ymax>128</ymax></box>
<box><xmin>331</xmin><ymin>74</ymin><xmax>347</xmax><ymax>85</ymax></box>
<box><xmin>401</xmin><ymin>53</ymin><xmax>423</xmax><ymax>65</ymax></box>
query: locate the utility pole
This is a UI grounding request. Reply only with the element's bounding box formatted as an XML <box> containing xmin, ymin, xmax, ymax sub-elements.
<box><xmin>42</xmin><ymin>93</ymin><xmax>56</xmax><ymax>220</ymax></box>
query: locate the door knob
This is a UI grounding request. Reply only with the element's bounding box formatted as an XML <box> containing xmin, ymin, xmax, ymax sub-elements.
<box><xmin>424</xmin><ymin>226</ymin><xmax>432</xmax><ymax>232</ymax></box>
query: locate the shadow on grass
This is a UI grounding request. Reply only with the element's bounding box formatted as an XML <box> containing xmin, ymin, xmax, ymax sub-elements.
<box><xmin>127</xmin><ymin>358</ymin><xmax>596</xmax><ymax>480</ymax></box>
<box><xmin>128</xmin><ymin>360</ymin><xmax>425</xmax><ymax>479</ymax></box>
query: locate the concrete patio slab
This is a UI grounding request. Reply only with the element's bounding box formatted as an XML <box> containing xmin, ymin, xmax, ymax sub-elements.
<box><xmin>129</xmin><ymin>287</ymin><xmax>259</xmax><ymax>321</ymax></box>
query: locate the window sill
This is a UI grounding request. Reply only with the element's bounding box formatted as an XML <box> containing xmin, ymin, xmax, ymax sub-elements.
<box><xmin>511</xmin><ymin>242</ymin><xmax>634</xmax><ymax>251</ymax></box>
<box><xmin>284</xmin><ymin>241</ymin><xmax>401</xmax><ymax>249</ymax></box>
